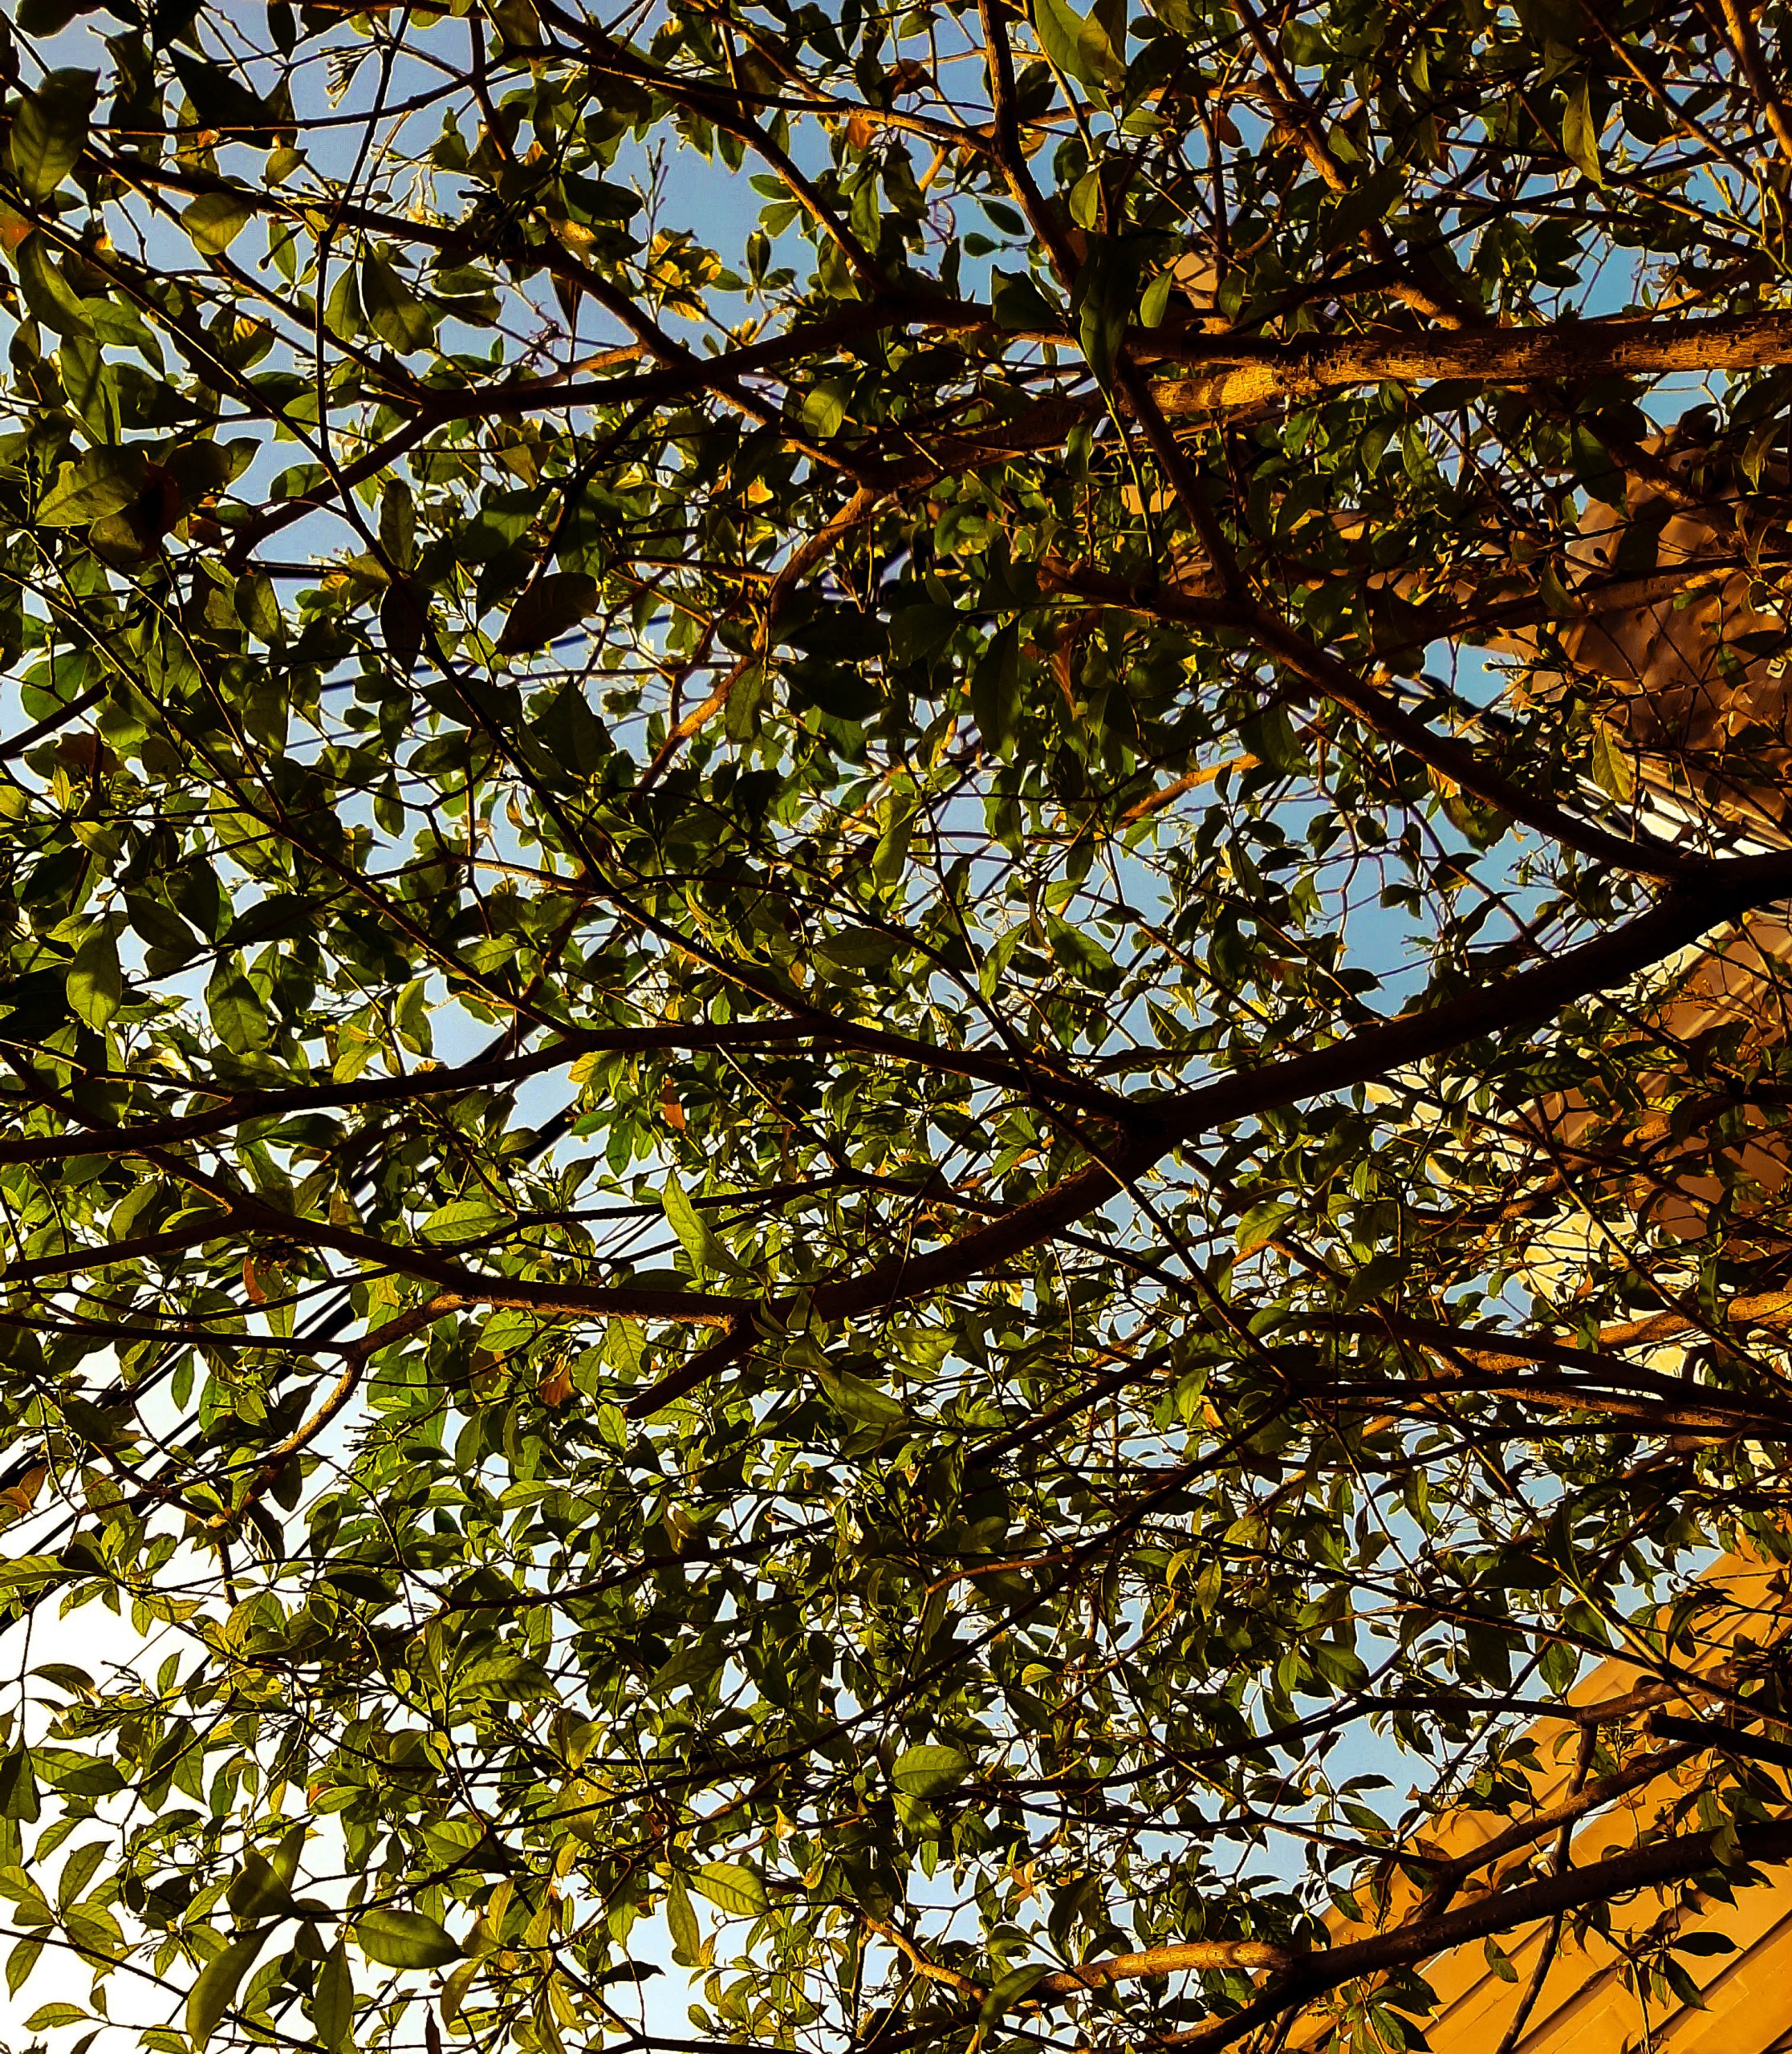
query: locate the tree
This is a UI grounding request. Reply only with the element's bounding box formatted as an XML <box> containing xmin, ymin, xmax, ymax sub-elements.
<box><xmin>3</xmin><ymin>0</ymin><xmax>1792</xmax><ymax>2049</ymax></box>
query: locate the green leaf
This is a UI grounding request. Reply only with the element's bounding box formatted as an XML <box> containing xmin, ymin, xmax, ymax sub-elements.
<box><xmin>1046</xmin><ymin>914</ymin><xmax>1116</xmax><ymax>984</ymax></box>
<box><xmin>270</xmin><ymin>1821</ymin><xmax>307</xmax><ymax>1890</ymax></box>
<box><xmin>1562</xmin><ymin>77</ymin><xmax>1603</xmax><ymax>184</ymax></box>
<box><xmin>1674</xmin><ymin>1931</ymin><xmax>1738</xmax><ymax>1956</ymax></box>
<box><xmin>380</xmin><ymin>481</ymin><xmax>417</xmax><ymax>570</ymax></box>
<box><xmin>666</xmin><ymin>1873</ymin><xmax>701</xmax><ymax>1962</ymax></box>
<box><xmin>380</xmin><ymin>580</ymin><xmax>428</xmax><ymax>675</ymax></box>
<box><xmin>235</xmin><ymin>573</ymin><xmax>283</xmax><ymax>643</ymax></box>
<box><xmin>689</xmin><ymin>1862</ymin><xmax>770</xmax><ymax>1919</ymax></box>
<box><xmin>66</xmin><ymin>930</ymin><xmax>122</xmax><ymax>1033</ymax></box>
<box><xmin>55</xmin><ymin>333</ymin><xmax>108</xmax><ymax>435</ymax></box>
<box><xmin>1032</xmin><ymin>0</ymin><xmax>1085</xmax><ymax>78</ymax></box>
<box><xmin>8</xmin><ymin>70</ymin><xmax>96</xmax><ymax>201</ymax></box>
<box><xmin>980</xmin><ymin>1964</ymin><xmax>1050</xmax><ymax>2023</ymax></box>
<box><xmin>1031</xmin><ymin>0</ymin><xmax>1123</xmax><ymax>91</ymax></box>
<box><xmin>496</xmin><ymin>574</ymin><xmax>599</xmax><ymax>656</ymax></box>
<box><xmin>38</xmin><ymin>448</ymin><xmax>150</xmax><ymax>527</ymax></box>
<box><xmin>0</xmin><ymin>1749</ymin><xmax>39</xmax><ymax>1824</ymax></box>
<box><xmin>595</xmin><ymin>1961</ymin><xmax>663</xmax><ymax>1987</ymax></box>
<box><xmin>1589</xmin><ymin>725</ymin><xmax>1635</xmax><ymax>801</ymax></box>
<box><xmin>891</xmin><ymin>1743</ymin><xmax>973</xmax><ymax>1798</ymax></box>
<box><xmin>354</xmin><ymin>1908</ymin><xmax>461</xmax><ymax>1971</ymax></box>
<box><xmin>889</xmin><ymin>604</ymin><xmax>959</xmax><ymax>666</ymax></box>
<box><xmin>1075</xmin><ymin>236</ymin><xmax>1140</xmax><ymax>384</ymax></box>
<box><xmin>815</xmin><ymin>928</ymin><xmax>899</xmax><ymax>972</ymax></box>
<box><xmin>57</xmin><ymin>1842</ymin><xmax>106</xmax><ymax>1908</ymax></box>
<box><xmin>187</xmin><ymin>1931</ymin><xmax>266</xmax><ymax>2048</ymax></box>
<box><xmin>801</xmin><ymin>382</ymin><xmax>847</xmax><ymax>438</ymax></box>
<box><xmin>969</xmin><ymin>622</ymin><xmax>1022</xmax><ymax>756</ymax></box>
<box><xmin>14</xmin><ymin>235</ymin><xmax>92</xmax><ymax>336</ymax></box>
<box><xmin>1069</xmin><ymin>169</ymin><xmax>1102</xmax><ymax>229</ymax></box>
<box><xmin>815</xmin><ymin>1363</ymin><xmax>906</xmax><ymax>1427</ymax></box>
<box><xmin>205</xmin><ymin>968</ymin><xmax>270</xmax><ymax>1052</ymax></box>
<box><xmin>990</xmin><ymin>268</ymin><xmax>1059</xmax><ymax>331</ymax></box>
<box><xmin>360</xmin><ymin>251</ymin><xmax>436</xmax><ymax>353</ymax></box>
<box><xmin>872</xmin><ymin>798</ymin><xmax>916</xmax><ymax>884</ymax></box>
<box><xmin>226</xmin><ymin>1850</ymin><xmax>303</xmax><ymax>1923</ymax></box>
<box><xmin>1235</xmin><ymin>1199</ymin><xmax>1296</xmax><ymax>1257</ymax></box>
<box><xmin>420</xmin><ymin>1197</ymin><xmax>505</xmax><ymax>1245</ymax></box>
<box><xmin>0</xmin><ymin>1557</ymin><xmax>71</xmax><ymax>1596</ymax></box>
<box><xmin>309</xmin><ymin>1942</ymin><xmax>354</xmax><ymax>2052</ymax></box>
<box><xmin>172</xmin><ymin>54</ymin><xmax>273</xmax><ymax>136</ymax></box>
<box><xmin>439</xmin><ymin>1959</ymin><xmax>477</xmax><ymax>2028</ymax></box>
<box><xmin>182</xmin><ymin>191</ymin><xmax>256</xmax><ymax>256</ymax></box>
<box><xmin>662</xmin><ymin>1175</ymin><xmax>742</xmax><ymax>1278</ymax></box>
<box><xmin>26</xmin><ymin>2004</ymin><xmax>90</xmax><ymax>2030</ymax></box>
<box><xmin>16</xmin><ymin>0</ymin><xmax>100</xmax><ymax>30</ymax></box>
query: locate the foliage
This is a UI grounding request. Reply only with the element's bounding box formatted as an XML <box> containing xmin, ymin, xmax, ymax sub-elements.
<box><xmin>1</xmin><ymin>2</ymin><xmax>1791</xmax><ymax>2053</ymax></box>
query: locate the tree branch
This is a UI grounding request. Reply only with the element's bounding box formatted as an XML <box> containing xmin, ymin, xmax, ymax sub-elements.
<box><xmin>640</xmin><ymin>863</ymin><xmax>1792</xmax><ymax>1406</ymax></box>
<box><xmin>1038</xmin><ymin>560</ymin><xmax>1698</xmax><ymax>876</ymax></box>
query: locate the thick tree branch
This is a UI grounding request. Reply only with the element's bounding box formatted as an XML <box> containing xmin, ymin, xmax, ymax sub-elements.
<box><xmin>632</xmin><ymin>863</ymin><xmax>1792</xmax><ymax>1406</ymax></box>
<box><xmin>1038</xmin><ymin>561</ymin><xmax>1697</xmax><ymax>875</ymax></box>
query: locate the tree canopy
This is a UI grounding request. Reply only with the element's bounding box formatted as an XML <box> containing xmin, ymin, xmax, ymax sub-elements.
<box><xmin>6</xmin><ymin>0</ymin><xmax>1792</xmax><ymax>2051</ymax></box>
